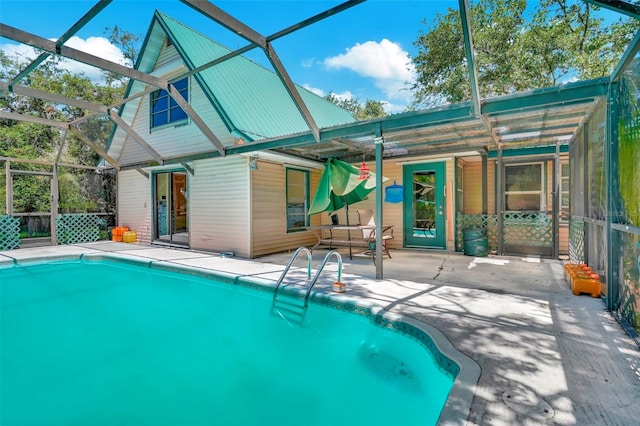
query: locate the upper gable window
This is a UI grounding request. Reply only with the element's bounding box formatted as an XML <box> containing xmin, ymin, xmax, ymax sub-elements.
<box><xmin>151</xmin><ymin>77</ymin><xmax>189</xmax><ymax>129</ymax></box>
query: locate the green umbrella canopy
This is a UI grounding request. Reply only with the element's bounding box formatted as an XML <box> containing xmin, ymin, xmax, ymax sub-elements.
<box><xmin>308</xmin><ymin>158</ymin><xmax>387</xmax><ymax>216</ymax></box>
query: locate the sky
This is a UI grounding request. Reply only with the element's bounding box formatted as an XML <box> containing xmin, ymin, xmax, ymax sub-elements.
<box><xmin>0</xmin><ymin>0</ymin><xmax>462</xmax><ymax>114</ymax></box>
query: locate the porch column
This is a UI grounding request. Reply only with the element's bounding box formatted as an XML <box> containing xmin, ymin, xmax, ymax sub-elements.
<box><xmin>606</xmin><ymin>81</ymin><xmax>621</xmax><ymax>311</ymax></box>
<box><xmin>5</xmin><ymin>160</ymin><xmax>10</xmax><ymax>214</ymax></box>
<box><xmin>553</xmin><ymin>143</ymin><xmax>560</xmax><ymax>258</ymax></box>
<box><xmin>51</xmin><ymin>163</ymin><xmax>58</xmax><ymax>245</ymax></box>
<box><xmin>375</xmin><ymin>129</ymin><xmax>384</xmax><ymax>280</ymax></box>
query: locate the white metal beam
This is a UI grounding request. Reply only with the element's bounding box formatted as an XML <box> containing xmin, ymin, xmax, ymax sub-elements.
<box><xmin>0</xmin><ymin>110</ymin><xmax>69</xmax><ymax>128</ymax></box>
<box><xmin>181</xmin><ymin>0</ymin><xmax>321</xmax><ymax>142</ymax></box>
<box><xmin>0</xmin><ymin>81</ymin><xmax>108</xmax><ymax>113</ymax></box>
<box><xmin>69</xmin><ymin>126</ymin><xmax>121</xmax><ymax>171</ymax></box>
<box><xmin>0</xmin><ymin>23</ymin><xmax>167</xmax><ymax>89</ymax></box>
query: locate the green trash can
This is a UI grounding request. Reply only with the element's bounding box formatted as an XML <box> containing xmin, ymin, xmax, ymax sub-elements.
<box><xmin>463</xmin><ymin>228</ymin><xmax>488</xmax><ymax>257</ymax></box>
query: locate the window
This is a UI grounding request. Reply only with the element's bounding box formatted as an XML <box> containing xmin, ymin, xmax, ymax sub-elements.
<box><xmin>504</xmin><ymin>163</ymin><xmax>544</xmax><ymax>211</ymax></box>
<box><xmin>286</xmin><ymin>168</ymin><xmax>309</xmax><ymax>232</ymax></box>
<box><xmin>151</xmin><ymin>78</ymin><xmax>188</xmax><ymax>129</ymax></box>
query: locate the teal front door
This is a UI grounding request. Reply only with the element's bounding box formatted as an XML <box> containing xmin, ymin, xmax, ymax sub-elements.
<box><xmin>403</xmin><ymin>162</ymin><xmax>446</xmax><ymax>249</ymax></box>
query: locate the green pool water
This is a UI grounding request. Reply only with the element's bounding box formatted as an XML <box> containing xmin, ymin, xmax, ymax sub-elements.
<box><xmin>1</xmin><ymin>259</ymin><xmax>455</xmax><ymax>425</ymax></box>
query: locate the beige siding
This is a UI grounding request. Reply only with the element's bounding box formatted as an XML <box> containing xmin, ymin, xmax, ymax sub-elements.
<box><xmin>462</xmin><ymin>158</ymin><xmax>496</xmax><ymax>214</ymax></box>
<box><xmin>463</xmin><ymin>161</ymin><xmax>483</xmax><ymax>214</ymax></box>
<box><xmin>250</xmin><ymin>161</ymin><xmax>319</xmax><ymax>257</ymax></box>
<box><xmin>559</xmin><ymin>225</ymin><xmax>569</xmax><ymax>254</ymax></box>
<box><xmin>154</xmin><ymin>45</ymin><xmax>181</xmax><ymax>70</ymax></box>
<box><xmin>117</xmin><ymin>170</ymin><xmax>152</xmax><ymax>243</ymax></box>
<box><xmin>189</xmin><ymin>156</ymin><xmax>251</xmax><ymax>257</ymax></box>
<box><xmin>445</xmin><ymin>159</ymin><xmax>455</xmax><ymax>250</ymax></box>
<box><xmin>488</xmin><ymin>161</ymin><xmax>496</xmax><ymax>213</ymax></box>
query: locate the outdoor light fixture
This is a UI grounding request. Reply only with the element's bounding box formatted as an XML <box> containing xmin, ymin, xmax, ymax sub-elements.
<box><xmin>358</xmin><ymin>161</ymin><xmax>370</xmax><ymax>180</ymax></box>
<box><xmin>249</xmin><ymin>155</ymin><xmax>258</xmax><ymax>171</ymax></box>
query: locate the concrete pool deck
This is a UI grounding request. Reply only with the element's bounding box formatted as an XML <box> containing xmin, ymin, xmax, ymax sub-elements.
<box><xmin>2</xmin><ymin>242</ymin><xmax>639</xmax><ymax>425</ymax></box>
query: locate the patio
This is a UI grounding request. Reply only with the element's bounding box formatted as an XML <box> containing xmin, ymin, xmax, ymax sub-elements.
<box><xmin>3</xmin><ymin>242</ymin><xmax>639</xmax><ymax>425</ymax></box>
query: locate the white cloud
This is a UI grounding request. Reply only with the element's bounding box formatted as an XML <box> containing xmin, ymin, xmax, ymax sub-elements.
<box><xmin>1</xmin><ymin>36</ymin><xmax>130</xmax><ymax>83</ymax></box>
<box><xmin>302</xmin><ymin>84</ymin><xmax>325</xmax><ymax>97</ymax></box>
<box><xmin>330</xmin><ymin>90</ymin><xmax>354</xmax><ymax>102</ymax></box>
<box><xmin>301</xmin><ymin>58</ymin><xmax>316</xmax><ymax>68</ymax></box>
<box><xmin>1</xmin><ymin>43</ymin><xmax>37</xmax><ymax>61</ymax></box>
<box><xmin>324</xmin><ymin>39</ymin><xmax>416</xmax><ymax>104</ymax></box>
<box><xmin>381</xmin><ymin>101</ymin><xmax>408</xmax><ymax>115</ymax></box>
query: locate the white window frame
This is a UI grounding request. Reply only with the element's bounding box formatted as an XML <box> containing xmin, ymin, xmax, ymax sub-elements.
<box><xmin>504</xmin><ymin>162</ymin><xmax>545</xmax><ymax>212</ymax></box>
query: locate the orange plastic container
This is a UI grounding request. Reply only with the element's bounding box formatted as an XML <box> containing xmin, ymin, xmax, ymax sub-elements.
<box><xmin>572</xmin><ymin>272</ymin><xmax>600</xmax><ymax>298</ymax></box>
<box><xmin>111</xmin><ymin>226</ymin><xmax>130</xmax><ymax>242</ymax></box>
<box><xmin>564</xmin><ymin>263</ymin><xmax>589</xmax><ymax>284</ymax></box>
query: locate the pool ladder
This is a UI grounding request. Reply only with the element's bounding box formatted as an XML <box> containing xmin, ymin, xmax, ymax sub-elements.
<box><xmin>271</xmin><ymin>247</ymin><xmax>342</xmax><ymax>325</ymax></box>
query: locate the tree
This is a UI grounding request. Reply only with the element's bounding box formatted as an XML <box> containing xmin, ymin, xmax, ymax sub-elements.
<box><xmin>410</xmin><ymin>0</ymin><xmax>640</xmax><ymax>107</ymax></box>
<box><xmin>324</xmin><ymin>93</ymin><xmax>387</xmax><ymax>120</ymax></box>
<box><xmin>0</xmin><ymin>44</ymin><xmax>128</xmax><ymax>215</ymax></box>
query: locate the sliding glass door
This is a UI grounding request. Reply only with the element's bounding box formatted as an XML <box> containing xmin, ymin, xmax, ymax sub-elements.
<box><xmin>153</xmin><ymin>170</ymin><xmax>188</xmax><ymax>246</ymax></box>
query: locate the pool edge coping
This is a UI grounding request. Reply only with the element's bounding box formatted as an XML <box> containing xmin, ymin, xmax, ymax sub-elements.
<box><xmin>4</xmin><ymin>250</ymin><xmax>480</xmax><ymax>426</ymax></box>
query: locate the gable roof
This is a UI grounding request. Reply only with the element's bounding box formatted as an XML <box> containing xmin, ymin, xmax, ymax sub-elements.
<box><xmin>157</xmin><ymin>12</ymin><xmax>354</xmax><ymax>139</ymax></box>
<box><xmin>107</xmin><ymin>11</ymin><xmax>354</xmax><ymax>165</ymax></box>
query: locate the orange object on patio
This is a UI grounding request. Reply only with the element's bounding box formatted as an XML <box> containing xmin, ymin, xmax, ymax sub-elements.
<box><xmin>111</xmin><ymin>226</ymin><xmax>130</xmax><ymax>242</ymax></box>
<box><xmin>572</xmin><ymin>272</ymin><xmax>601</xmax><ymax>298</ymax></box>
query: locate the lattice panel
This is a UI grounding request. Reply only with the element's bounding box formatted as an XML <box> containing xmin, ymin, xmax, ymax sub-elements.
<box><xmin>569</xmin><ymin>216</ymin><xmax>585</xmax><ymax>263</ymax></box>
<box><xmin>616</xmin><ymin>232</ymin><xmax>640</xmax><ymax>331</ymax></box>
<box><xmin>456</xmin><ymin>214</ymin><xmax>498</xmax><ymax>252</ymax></box>
<box><xmin>502</xmin><ymin>212</ymin><xmax>553</xmax><ymax>247</ymax></box>
<box><xmin>56</xmin><ymin>214</ymin><xmax>100</xmax><ymax>245</ymax></box>
<box><xmin>0</xmin><ymin>215</ymin><xmax>20</xmax><ymax>250</ymax></box>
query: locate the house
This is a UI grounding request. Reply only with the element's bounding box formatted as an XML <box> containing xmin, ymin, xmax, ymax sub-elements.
<box><xmin>107</xmin><ymin>11</ymin><xmax>354</xmax><ymax>257</ymax></box>
<box><xmin>108</xmin><ymin>11</ymin><xmax>599</xmax><ymax>261</ymax></box>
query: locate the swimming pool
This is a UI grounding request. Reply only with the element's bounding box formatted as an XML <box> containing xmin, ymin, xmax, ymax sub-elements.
<box><xmin>1</xmin><ymin>256</ymin><xmax>465</xmax><ymax>425</ymax></box>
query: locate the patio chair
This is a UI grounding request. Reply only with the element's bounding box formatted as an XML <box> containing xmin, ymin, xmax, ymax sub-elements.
<box><xmin>357</xmin><ymin>209</ymin><xmax>393</xmax><ymax>260</ymax></box>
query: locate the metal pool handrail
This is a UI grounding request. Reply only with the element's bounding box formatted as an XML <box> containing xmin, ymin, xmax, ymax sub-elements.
<box><xmin>272</xmin><ymin>248</ymin><xmax>343</xmax><ymax>322</ymax></box>
<box><xmin>303</xmin><ymin>250</ymin><xmax>342</xmax><ymax>308</ymax></box>
<box><xmin>272</xmin><ymin>246</ymin><xmax>312</xmax><ymax>302</ymax></box>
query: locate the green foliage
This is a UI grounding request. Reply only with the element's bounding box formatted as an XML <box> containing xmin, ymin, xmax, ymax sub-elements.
<box><xmin>11</xmin><ymin>175</ymin><xmax>51</xmax><ymax>213</ymax></box>
<box><xmin>0</xmin><ymin>28</ymin><xmax>133</xmax><ymax>216</ymax></box>
<box><xmin>324</xmin><ymin>93</ymin><xmax>387</xmax><ymax>120</ymax></box>
<box><xmin>618</xmin><ymin>78</ymin><xmax>640</xmax><ymax>226</ymax></box>
<box><xmin>411</xmin><ymin>0</ymin><xmax>640</xmax><ymax>107</ymax></box>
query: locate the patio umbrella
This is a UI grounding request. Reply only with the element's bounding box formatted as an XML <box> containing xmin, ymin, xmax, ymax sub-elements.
<box><xmin>308</xmin><ymin>158</ymin><xmax>387</xmax><ymax>224</ymax></box>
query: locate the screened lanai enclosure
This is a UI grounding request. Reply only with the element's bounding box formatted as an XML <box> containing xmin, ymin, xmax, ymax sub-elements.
<box><xmin>0</xmin><ymin>0</ymin><xmax>639</xmax><ymax>336</ymax></box>
<box><xmin>0</xmin><ymin>157</ymin><xmax>116</xmax><ymax>249</ymax></box>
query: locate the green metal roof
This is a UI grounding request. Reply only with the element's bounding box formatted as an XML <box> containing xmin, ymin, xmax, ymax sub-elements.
<box><xmin>156</xmin><ymin>11</ymin><xmax>354</xmax><ymax>141</ymax></box>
